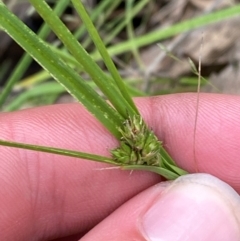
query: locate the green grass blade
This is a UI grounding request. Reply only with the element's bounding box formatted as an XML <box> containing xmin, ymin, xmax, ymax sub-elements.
<box><xmin>74</xmin><ymin>0</ymin><xmax>120</xmax><ymax>40</ymax></box>
<box><xmin>0</xmin><ymin>137</ymin><xmax>186</xmax><ymax>179</ymax></box>
<box><xmin>4</xmin><ymin>82</ymin><xmax>65</xmax><ymax>111</ymax></box>
<box><xmin>94</xmin><ymin>4</ymin><xmax>240</xmax><ymax>59</ymax></box>
<box><xmin>0</xmin><ymin>139</ymin><xmax>116</xmax><ymax>165</ymax></box>
<box><xmin>126</xmin><ymin>0</ymin><xmax>144</xmax><ymax>70</ymax></box>
<box><xmin>72</xmin><ymin>0</ymin><xmax>139</xmax><ymax>116</ymax></box>
<box><xmin>28</xmin><ymin>0</ymin><xmax>135</xmax><ymax>119</ymax></box>
<box><xmin>17</xmin><ymin>71</ymin><xmax>51</xmax><ymax>88</ymax></box>
<box><xmin>0</xmin><ymin>2</ymin><xmax>122</xmax><ymax>138</ymax></box>
<box><xmin>0</xmin><ymin>0</ymin><xmax>71</xmax><ymax>108</ymax></box>
<box><xmin>81</xmin><ymin>0</ymin><xmax>122</xmax><ymax>49</ymax></box>
<box><xmin>122</xmin><ymin>165</ymin><xmax>180</xmax><ymax>180</ymax></box>
<box><xmin>104</xmin><ymin>0</ymin><xmax>149</xmax><ymax>46</ymax></box>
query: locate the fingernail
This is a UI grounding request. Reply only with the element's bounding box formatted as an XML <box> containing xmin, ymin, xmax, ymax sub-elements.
<box><xmin>140</xmin><ymin>174</ymin><xmax>240</xmax><ymax>241</ymax></box>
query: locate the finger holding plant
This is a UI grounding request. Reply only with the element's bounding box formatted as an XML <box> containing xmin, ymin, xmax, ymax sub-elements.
<box><xmin>0</xmin><ymin>1</ymin><xmax>239</xmax><ymax>180</ymax></box>
<box><xmin>0</xmin><ymin>0</ymin><xmax>188</xmax><ymax>179</ymax></box>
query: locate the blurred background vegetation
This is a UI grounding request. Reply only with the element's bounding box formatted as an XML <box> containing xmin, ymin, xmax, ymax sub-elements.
<box><xmin>1</xmin><ymin>0</ymin><xmax>240</xmax><ymax>111</ymax></box>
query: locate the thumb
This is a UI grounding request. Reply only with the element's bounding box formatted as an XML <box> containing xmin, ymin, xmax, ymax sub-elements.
<box><xmin>81</xmin><ymin>174</ymin><xmax>240</xmax><ymax>241</ymax></box>
<box><xmin>141</xmin><ymin>174</ymin><xmax>240</xmax><ymax>241</ymax></box>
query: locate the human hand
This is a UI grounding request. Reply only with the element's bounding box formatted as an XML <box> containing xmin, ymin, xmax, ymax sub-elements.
<box><xmin>1</xmin><ymin>93</ymin><xmax>240</xmax><ymax>241</ymax></box>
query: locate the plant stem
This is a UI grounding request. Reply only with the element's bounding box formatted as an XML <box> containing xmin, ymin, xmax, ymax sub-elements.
<box><xmin>0</xmin><ymin>139</ymin><xmax>116</xmax><ymax>165</ymax></box>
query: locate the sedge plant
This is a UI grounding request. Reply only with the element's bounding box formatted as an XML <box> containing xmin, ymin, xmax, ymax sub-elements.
<box><xmin>0</xmin><ymin>1</ymin><xmax>239</xmax><ymax>179</ymax></box>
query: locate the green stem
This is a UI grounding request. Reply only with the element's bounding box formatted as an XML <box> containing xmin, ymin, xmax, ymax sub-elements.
<box><xmin>0</xmin><ymin>139</ymin><xmax>116</xmax><ymax>165</ymax></box>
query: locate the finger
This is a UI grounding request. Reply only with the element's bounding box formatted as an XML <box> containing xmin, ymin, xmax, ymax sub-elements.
<box><xmin>0</xmin><ymin>103</ymin><xmax>161</xmax><ymax>241</ymax></box>
<box><xmin>81</xmin><ymin>174</ymin><xmax>240</xmax><ymax>241</ymax></box>
<box><xmin>1</xmin><ymin>93</ymin><xmax>240</xmax><ymax>240</ymax></box>
<box><xmin>139</xmin><ymin>93</ymin><xmax>240</xmax><ymax>192</ymax></box>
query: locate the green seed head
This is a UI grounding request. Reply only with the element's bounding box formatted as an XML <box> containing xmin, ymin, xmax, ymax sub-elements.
<box><xmin>111</xmin><ymin>115</ymin><xmax>162</xmax><ymax>167</ymax></box>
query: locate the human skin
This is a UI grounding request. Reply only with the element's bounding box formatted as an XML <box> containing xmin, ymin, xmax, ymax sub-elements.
<box><xmin>0</xmin><ymin>93</ymin><xmax>240</xmax><ymax>241</ymax></box>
